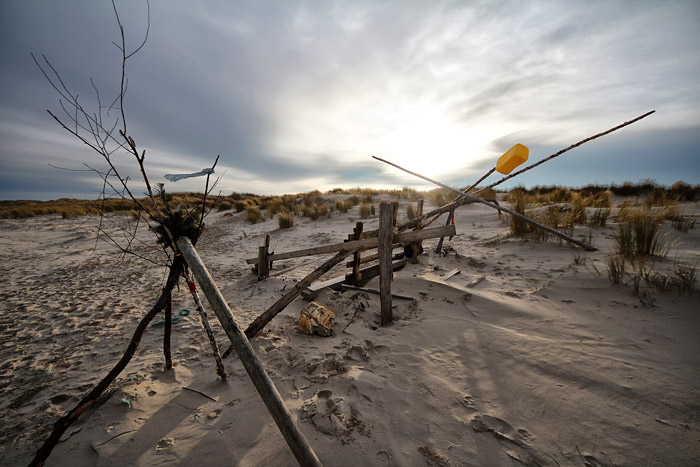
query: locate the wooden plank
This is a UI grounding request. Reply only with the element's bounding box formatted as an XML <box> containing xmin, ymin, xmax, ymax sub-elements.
<box><xmin>346</xmin><ymin>258</ymin><xmax>407</xmax><ymax>284</ymax></box>
<box><xmin>176</xmin><ymin>237</ymin><xmax>322</xmax><ymax>467</ymax></box>
<box><xmin>341</xmin><ymin>284</ymin><xmax>414</xmax><ymax>300</ymax></box>
<box><xmin>347</xmin><ymin>252</ymin><xmax>378</xmax><ymax>267</ymax></box>
<box><xmin>245</xmin><ymin>249</ymin><xmax>355</xmax><ymax>338</ymax></box>
<box><xmin>245</xmin><ymin>224</ymin><xmax>456</xmax><ymax>264</ymax></box>
<box><xmin>443</xmin><ymin>268</ymin><xmax>461</xmax><ymax>280</ymax></box>
<box><xmin>379</xmin><ymin>203</ymin><xmax>393</xmax><ymax>326</ymax></box>
<box><xmin>345</xmin><ymin>245</ymin><xmax>403</xmax><ymax>267</ymax></box>
<box><xmin>466</xmin><ymin>274</ymin><xmax>487</xmax><ymax>288</ymax></box>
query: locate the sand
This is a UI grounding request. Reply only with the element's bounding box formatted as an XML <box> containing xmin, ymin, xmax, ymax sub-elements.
<box><xmin>1</xmin><ymin>197</ymin><xmax>699</xmax><ymax>466</ymax></box>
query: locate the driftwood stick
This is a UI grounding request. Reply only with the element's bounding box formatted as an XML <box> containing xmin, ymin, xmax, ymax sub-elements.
<box><xmin>184</xmin><ymin>271</ymin><xmax>227</xmax><ymax>380</ymax></box>
<box><xmin>30</xmin><ymin>257</ymin><xmax>184</xmax><ymax>467</ymax></box>
<box><xmin>379</xmin><ymin>203</ymin><xmax>394</xmax><ymax>326</ymax></box>
<box><xmin>245</xmin><ymin>248</ymin><xmax>355</xmax><ymax>338</ymax></box>
<box><xmin>177</xmin><ymin>237</ymin><xmax>322</xmax><ymax>467</ymax></box>
<box><xmin>372</xmin><ymin>156</ymin><xmax>596</xmax><ymax>251</ymax></box>
<box><xmin>163</xmin><ymin>291</ymin><xmax>173</xmax><ymax>370</ymax></box>
<box><xmin>473</xmin><ymin>110</ymin><xmax>656</xmax><ymax>195</ymax></box>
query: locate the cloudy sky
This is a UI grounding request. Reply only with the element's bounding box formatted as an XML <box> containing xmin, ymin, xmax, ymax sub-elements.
<box><xmin>1</xmin><ymin>0</ymin><xmax>699</xmax><ymax>200</ymax></box>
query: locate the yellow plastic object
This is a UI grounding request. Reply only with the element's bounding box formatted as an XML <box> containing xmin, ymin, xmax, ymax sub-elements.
<box><xmin>496</xmin><ymin>144</ymin><xmax>529</xmax><ymax>175</ymax></box>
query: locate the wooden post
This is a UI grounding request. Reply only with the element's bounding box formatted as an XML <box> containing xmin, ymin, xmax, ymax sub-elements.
<box><xmin>411</xmin><ymin>199</ymin><xmax>424</xmax><ymax>263</ymax></box>
<box><xmin>256</xmin><ymin>234</ymin><xmax>271</xmax><ymax>280</ymax></box>
<box><xmin>379</xmin><ymin>203</ymin><xmax>393</xmax><ymax>326</ymax></box>
<box><xmin>392</xmin><ymin>201</ymin><xmax>399</xmax><ymax>227</ymax></box>
<box><xmin>351</xmin><ymin>222</ymin><xmax>363</xmax><ymax>286</ymax></box>
<box><xmin>176</xmin><ymin>237</ymin><xmax>322</xmax><ymax>467</ymax></box>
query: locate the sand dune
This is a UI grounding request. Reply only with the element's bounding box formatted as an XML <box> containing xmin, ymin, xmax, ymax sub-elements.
<box><xmin>1</xmin><ymin>198</ymin><xmax>699</xmax><ymax>466</ymax></box>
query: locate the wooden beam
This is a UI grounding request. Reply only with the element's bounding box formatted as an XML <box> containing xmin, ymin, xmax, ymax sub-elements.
<box><xmin>345</xmin><ymin>244</ymin><xmax>404</xmax><ymax>267</ymax></box>
<box><xmin>379</xmin><ymin>203</ymin><xmax>393</xmax><ymax>326</ymax></box>
<box><xmin>341</xmin><ymin>284</ymin><xmax>415</xmax><ymax>300</ymax></box>
<box><xmin>176</xmin><ymin>237</ymin><xmax>322</xmax><ymax>467</ymax></box>
<box><xmin>347</xmin><ymin>258</ymin><xmax>408</xmax><ymax>284</ymax></box>
<box><xmin>245</xmin><ymin>224</ymin><xmax>456</xmax><ymax>264</ymax></box>
<box><xmin>245</xmin><ymin>249</ymin><xmax>355</xmax><ymax>338</ymax></box>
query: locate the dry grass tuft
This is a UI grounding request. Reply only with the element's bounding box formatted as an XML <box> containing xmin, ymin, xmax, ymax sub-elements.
<box><xmin>301</xmin><ymin>202</ymin><xmax>329</xmax><ymax>220</ymax></box>
<box><xmin>359</xmin><ymin>202</ymin><xmax>375</xmax><ymax>219</ymax></box>
<box><xmin>246</xmin><ymin>206</ymin><xmax>263</xmax><ymax>224</ymax></box>
<box><xmin>614</xmin><ymin>208</ymin><xmax>668</xmax><ymax>258</ymax></box>
<box><xmin>278</xmin><ymin>211</ymin><xmax>294</xmax><ymax>229</ymax></box>
<box><xmin>405</xmin><ymin>203</ymin><xmax>416</xmax><ymax>220</ymax></box>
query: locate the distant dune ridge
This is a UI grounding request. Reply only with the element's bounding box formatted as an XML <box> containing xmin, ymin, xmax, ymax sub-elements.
<box><xmin>1</xmin><ymin>185</ymin><xmax>699</xmax><ymax>465</ymax></box>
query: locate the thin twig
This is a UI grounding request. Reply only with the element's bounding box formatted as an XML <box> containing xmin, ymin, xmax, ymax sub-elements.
<box><xmin>182</xmin><ymin>386</ymin><xmax>217</xmax><ymax>402</ymax></box>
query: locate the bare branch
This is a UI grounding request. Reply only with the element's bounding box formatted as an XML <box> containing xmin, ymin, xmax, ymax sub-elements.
<box><xmin>198</xmin><ymin>155</ymin><xmax>220</xmax><ymax>232</ymax></box>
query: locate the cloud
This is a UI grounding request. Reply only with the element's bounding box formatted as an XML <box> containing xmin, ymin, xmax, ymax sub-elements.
<box><xmin>1</xmin><ymin>0</ymin><xmax>699</xmax><ymax>200</ymax></box>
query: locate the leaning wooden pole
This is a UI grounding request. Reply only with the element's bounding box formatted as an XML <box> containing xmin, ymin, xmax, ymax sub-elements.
<box><xmin>176</xmin><ymin>237</ymin><xmax>323</xmax><ymax>467</ymax></box>
<box><xmin>372</xmin><ymin>156</ymin><xmax>597</xmax><ymax>251</ymax></box>
<box><xmin>245</xmin><ymin>248</ymin><xmax>355</xmax><ymax>338</ymax></box>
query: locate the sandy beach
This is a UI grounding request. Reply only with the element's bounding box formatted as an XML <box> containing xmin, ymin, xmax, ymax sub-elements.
<box><xmin>1</xmin><ymin>196</ymin><xmax>699</xmax><ymax>466</ymax></box>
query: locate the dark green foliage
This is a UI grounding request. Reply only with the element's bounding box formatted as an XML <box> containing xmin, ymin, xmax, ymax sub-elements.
<box><xmin>150</xmin><ymin>184</ymin><xmax>199</xmax><ymax>248</ymax></box>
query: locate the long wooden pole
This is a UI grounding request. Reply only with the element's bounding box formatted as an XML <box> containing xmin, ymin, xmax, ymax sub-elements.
<box><xmin>176</xmin><ymin>237</ymin><xmax>322</xmax><ymax>467</ymax></box>
<box><xmin>245</xmin><ymin>249</ymin><xmax>355</xmax><ymax>338</ymax></box>
<box><xmin>372</xmin><ymin>156</ymin><xmax>596</xmax><ymax>251</ymax></box>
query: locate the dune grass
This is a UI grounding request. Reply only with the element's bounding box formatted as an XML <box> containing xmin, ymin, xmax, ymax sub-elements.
<box><xmin>2</xmin><ymin>181</ymin><xmax>696</xmax><ymax>221</ymax></box>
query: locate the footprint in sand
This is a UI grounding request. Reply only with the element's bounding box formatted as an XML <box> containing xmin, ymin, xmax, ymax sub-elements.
<box><xmin>154</xmin><ymin>437</ymin><xmax>175</xmax><ymax>455</ymax></box>
<box><xmin>300</xmin><ymin>389</ymin><xmax>370</xmax><ymax>440</ymax></box>
<box><xmin>469</xmin><ymin>414</ymin><xmax>545</xmax><ymax>465</ymax></box>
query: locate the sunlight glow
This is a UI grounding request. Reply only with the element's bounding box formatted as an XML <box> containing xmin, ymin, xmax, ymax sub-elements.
<box><xmin>383</xmin><ymin>107</ymin><xmax>481</xmax><ymax>179</ymax></box>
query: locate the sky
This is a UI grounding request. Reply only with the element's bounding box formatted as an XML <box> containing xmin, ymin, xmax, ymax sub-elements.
<box><xmin>1</xmin><ymin>0</ymin><xmax>699</xmax><ymax>200</ymax></box>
